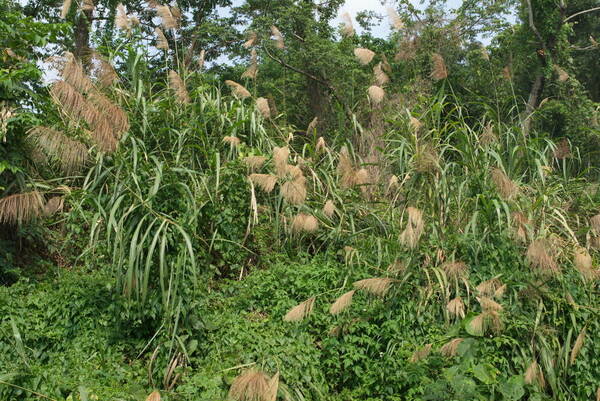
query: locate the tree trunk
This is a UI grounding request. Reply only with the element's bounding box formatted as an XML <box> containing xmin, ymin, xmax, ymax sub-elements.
<box><xmin>74</xmin><ymin>9</ymin><xmax>93</xmax><ymax>61</ymax></box>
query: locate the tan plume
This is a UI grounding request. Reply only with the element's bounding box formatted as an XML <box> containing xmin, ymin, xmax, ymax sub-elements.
<box><xmin>477</xmin><ymin>296</ymin><xmax>503</xmax><ymax>312</ymax></box>
<box><xmin>155</xmin><ymin>28</ymin><xmax>169</xmax><ymax>50</ymax></box>
<box><xmin>291</xmin><ymin>213</ymin><xmax>318</xmax><ymax>233</ymax></box>
<box><xmin>198</xmin><ymin>49</ymin><xmax>205</xmax><ymax>70</ymax></box>
<box><xmin>323</xmin><ymin>200</ymin><xmax>336</xmax><ymax>218</ymax></box>
<box><xmin>270</xmin><ymin>26</ymin><xmax>284</xmax><ymax>49</ymax></box>
<box><xmin>316</xmin><ymin>136</ymin><xmax>326</xmax><ymax>153</ymax></box>
<box><xmin>574</xmin><ymin>247</ymin><xmax>596</xmax><ymax>280</ymax></box>
<box><xmin>491</xmin><ymin>168</ymin><xmax>518</xmax><ymax>199</ymax></box>
<box><xmin>168</xmin><ymin>70</ymin><xmax>190</xmax><ymax>103</ymax></box>
<box><xmin>479</xmin><ymin>122</ymin><xmax>497</xmax><ymax>145</ymax></box>
<box><xmin>527</xmin><ymin>239</ymin><xmax>560</xmax><ymax>276</ymax></box>
<box><xmin>553</xmin><ymin>138</ymin><xmax>571</xmax><ymax>159</ymax></box>
<box><xmin>228</xmin><ymin>369</ymin><xmax>275</xmax><ymax>401</ymax></box>
<box><xmin>354</xmin><ymin>48</ymin><xmax>375</xmax><ymax>65</ymax></box>
<box><xmin>115</xmin><ymin>4</ymin><xmax>131</xmax><ymax>31</ymax></box>
<box><xmin>400</xmin><ymin>207</ymin><xmax>424</xmax><ymax>249</ymax></box>
<box><xmin>92</xmin><ymin>52</ymin><xmax>118</xmax><ymax>87</ymax></box>
<box><xmin>146</xmin><ymin>390</ymin><xmax>161</xmax><ymax>401</ymax></box>
<box><xmin>476</xmin><ymin>278</ymin><xmax>503</xmax><ymax>298</ymax></box>
<box><xmin>570</xmin><ymin>326</ymin><xmax>586</xmax><ymax>364</ymax></box>
<box><xmin>353</xmin><ymin>277</ymin><xmax>395</xmax><ymax>297</ymax></box>
<box><xmin>244</xmin><ymin>156</ymin><xmax>267</xmax><ymax>171</ymax></box>
<box><xmin>283</xmin><ymin>297</ymin><xmax>315</xmax><ymax>322</ymax></box>
<box><xmin>272</xmin><ymin>146</ymin><xmax>289</xmax><ymax>177</ymax></box>
<box><xmin>374</xmin><ymin>63</ymin><xmax>390</xmax><ymax>86</ymax></box>
<box><xmin>431</xmin><ymin>53</ymin><xmax>448</xmax><ymax>80</ymax></box>
<box><xmin>447</xmin><ymin>296</ymin><xmax>465</xmax><ymax>318</ymax></box>
<box><xmin>223</xmin><ymin>136</ymin><xmax>241</xmax><ymax>147</ymax></box>
<box><xmin>225</xmin><ymin>80</ymin><xmax>251</xmax><ymax>99</ymax></box>
<box><xmin>330</xmin><ymin>290</ymin><xmax>355</xmax><ymax>315</ymax></box>
<box><xmin>0</xmin><ymin>191</ymin><xmax>44</xmax><ymax>225</ymax></box>
<box><xmin>590</xmin><ymin>214</ymin><xmax>600</xmax><ymax>235</ymax></box>
<box><xmin>256</xmin><ymin>97</ymin><xmax>271</xmax><ymax>119</ymax></box>
<box><xmin>387</xmin><ymin>260</ymin><xmax>405</xmax><ymax>276</ymax></box>
<box><xmin>440</xmin><ymin>338</ymin><xmax>464</xmax><ymax>357</ymax></box>
<box><xmin>44</xmin><ymin>196</ymin><xmax>64</xmax><ymax>216</ymax></box>
<box><xmin>60</xmin><ymin>52</ymin><xmax>94</xmax><ymax>93</ymax></box>
<box><xmin>442</xmin><ymin>261</ymin><xmax>468</xmax><ymax>280</ymax></box>
<box><xmin>281</xmin><ymin>176</ymin><xmax>307</xmax><ymax>205</ymax></box>
<box><xmin>61</xmin><ymin>0</ymin><xmax>72</xmax><ymax>18</ymax></box>
<box><xmin>242</xmin><ymin>49</ymin><xmax>258</xmax><ymax>79</ymax></box>
<box><xmin>409</xmin><ymin>344</ymin><xmax>432</xmax><ymax>363</ymax></box>
<box><xmin>524</xmin><ymin>360</ymin><xmax>545</xmax><ymax>388</ymax></box>
<box><xmin>156</xmin><ymin>5</ymin><xmax>178</xmax><ymax>29</ymax></box>
<box><xmin>243</xmin><ymin>31</ymin><xmax>258</xmax><ymax>48</ymax></box>
<box><xmin>386</xmin><ymin>7</ymin><xmax>404</xmax><ymax>30</ymax></box>
<box><xmin>249</xmin><ymin>174</ymin><xmax>277</xmax><ymax>193</ymax></box>
<box><xmin>341</xmin><ymin>12</ymin><xmax>354</xmax><ymax>37</ymax></box>
<box><xmin>338</xmin><ymin>146</ymin><xmax>355</xmax><ymax>188</ymax></box>
<box><xmin>554</xmin><ymin>65</ymin><xmax>569</xmax><ymax>82</ymax></box>
<box><xmin>367</xmin><ymin>85</ymin><xmax>384</xmax><ymax>105</ymax></box>
<box><xmin>29</xmin><ymin>126</ymin><xmax>89</xmax><ymax>174</ymax></box>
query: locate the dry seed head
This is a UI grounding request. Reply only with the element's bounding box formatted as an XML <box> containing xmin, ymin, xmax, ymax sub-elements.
<box><xmin>527</xmin><ymin>239</ymin><xmax>560</xmax><ymax>276</ymax></box>
<box><xmin>243</xmin><ymin>31</ymin><xmax>258</xmax><ymax>48</ymax></box>
<box><xmin>338</xmin><ymin>146</ymin><xmax>355</xmax><ymax>188</ymax></box>
<box><xmin>223</xmin><ymin>136</ymin><xmax>241</xmax><ymax>147</ymax></box>
<box><xmin>168</xmin><ymin>70</ymin><xmax>190</xmax><ymax>103</ymax></box>
<box><xmin>272</xmin><ymin>146</ymin><xmax>289</xmax><ymax>177</ymax></box>
<box><xmin>524</xmin><ymin>360</ymin><xmax>545</xmax><ymax>388</ymax></box>
<box><xmin>502</xmin><ymin>65</ymin><xmax>512</xmax><ymax>80</ymax></box>
<box><xmin>280</xmin><ymin>177</ymin><xmax>307</xmax><ymax>205</ymax></box>
<box><xmin>315</xmin><ymin>136</ymin><xmax>326</xmax><ymax>153</ymax></box>
<box><xmin>197</xmin><ymin>49</ymin><xmax>206</xmax><ymax>70</ymax></box>
<box><xmin>468</xmin><ymin>313</ymin><xmax>486</xmax><ymax>336</ymax></box>
<box><xmin>409</xmin><ymin>344</ymin><xmax>432</xmax><ymax>363</ymax></box>
<box><xmin>477</xmin><ymin>296</ymin><xmax>503</xmax><ymax>312</ymax></box>
<box><xmin>242</xmin><ymin>49</ymin><xmax>258</xmax><ymax>79</ymax></box>
<box><xmin>86</xmin><ymin>91</ymin><xmax>129</xmax><ymax>134</ymax></box>
<box><xmin>155</xmin><ymin>28</ymin><xmax>169</xmax><ymax>50</ymax></box>
<box><xmin>554</xmin><ymin>65</ymin><xmax>569</xmax><ymax>82</ymax></box>
<box><xmin>291</xmin><ymin>213</ymin><xmax>318</xmax><ymax>233</ymax></box>
<box><xmin>440</xmin><ymin>338</ymin><xmax>464</xmax><ymax>357</ymax></box>
<box><xmin>479</xmin><ymin>122</ymin><xmax>497</xmax><ymax>145</ymax></box>
<box><xmin>341</xmin><ymin>12</ymin><xmax>355</xmax><ymax>37</ymax></box>
<box><xmin>283</xmin><ymin>297</ymin><xmax>315</xmax><ymax>322</ymax></box>
<box><xmin>431</xmin><ymin>53</ymin><xmax>448</xmax><ymax>81</ymax></box>
<box><xmin>400</xmin><ymin>207</ymin><xmax>424</xmax><ymax>249</ymax></box>
<box><xmin>590</xmin><ymin>214</ymin><xmax>600</xmax><ymax>234</ymax></box>
<box><xmin>386</xmin><ymin>7</ymin><xmax>404</xmax><ymax>30</ymax></box>
<box><xmin>354</xmin><ymin>168</ymin><xmax>370</xmax><ymax>186</ymax></box>
<box><xmin>494</xmin><ymin>284</ymin><xmax>507</xmax><ymax>298</ymax></box>
<box><xmin>373</xmin><ymin>63</ymin><xmax>390</xmax><ymax>86</ymax></box>
<box><xmin>570</xmin><ymin>327</ymin><xmax>586</xmax><ymax>364</ymax></box>
<box><xmin>228</xmin><ymin>369</ymin><xmax>271</xmax><ymax>401</ymax></box>
<box><xmin>44</xmin><ymin>196</ymin><xmax>64</xmax><ymax>216</ymax></box>
<box><xmin>115</xmin><ymin>4</ymin><xmax>131</xmax><ymax>31</ymax></box>
<box><xmin>395</xmin><ymin>38</ymin><xmax>417</xmax><ymax>61</ymax></box>
<box><xmin>29</xmin><ymin>126</ymin><xmax>89</xmax><ymax>174</ymax></box>
<box><xmin>475</xmin><ymin>278</ymin><xmax>501</xmax><ymax>297</ymax></box>
<box><xmin>354</xmin><ymin>48</ymin><xmax>375</xmax><ymax>65</ymax></box>
<box><xmin>387</xmin><ymin>260</ymin><xmax>405</xmax><ymax>276</ymax></box>
<box><xmin>61</xmin><ymin>52</ymin><xmax>94</xmax><ymax>93</ymax></box>
<box><xmin>574</xmin><ymin>247</ymin><xmax>596</xmax><ymax>280</ymax></box>
<box><xmin>367</xmin><ymin>85</ymin><xmax>385</xmax><ymax>105</ymax></box>
<box><xmin>146</xmin><ymin>390</ymin><xmax>160</xmax><ymax>401</ymax></box>
<box><xmin>92</xmin><ymin>53</ymin><xmax>118</xmax><ymax>87</ymax></box>
<box><xmin>256</xmin><ymin>97</ymin><xmax>271</xmax><ymax>119</ymax></box>
<box><xmin>61</xmin><ymin>0</ymin><xmax>72</xmax><ymax>18</ymax></box>
<box><xmin>323</xmin><ymin>200</ymin><xmax>336</xmax><ymax>218</ymax></box>
<box><xmin>244</xmin><ymin>156</ymin><xmax>267</xmax><ymax>171</ymax></box>
<box><xmin>409</xmin><ymin>116</ymin><xmax>422</xmax><ymax>133</ymax></box>
<box><xmin>353</xmin><ymin>277</ymin><xmax>395</xmax><ymax>297</ymax></box>
<box><xmin>446</xmin><ymin>296</ymin><xmax>465</xmax><ymax>318</ymax></box>
<box><xmin>156</xmin><ymin>5</ymin><xmax>177</xmax><ymax>29</ymax></box>
<box><xmin>553</xmin><ymin>138</ymin><xmax>571</xmax><ymax>159</ymax></box>
<box><xmin>270</xmin><ymin>26</ymin><xmax>284</xmax><ymax>49</ymax></box>
<box><xmin>225</xmin><ymin>80</ymin><xmax>251</xmax><ymax>99</ymax></box>
<box><xmin>413</xmin><ymin>143</ymin><xmax>439</xmax><ymax>173</ymax></box>
<box><xmin>491</xmin><ymin>168</ymin><xmax>518</xmax><ymax>199</ymax></box>
<box><xmin>249</xmin><ymin>174</ymin><xmax>277</xmax><ymax>193</ymax></box>
<box><xmin>0</xmin><ymin>191</ymin><xmax>44</xmax><ymax>225</ymax></box>
<box><xmin>330</xmin><ymin>290</ymin><xmax>355</xmax><ymax>315</ymax></box>
<box><xmin>307</xmin><ymin>117</ymin><xmax>318</xmax><ymax>135</ymax></box>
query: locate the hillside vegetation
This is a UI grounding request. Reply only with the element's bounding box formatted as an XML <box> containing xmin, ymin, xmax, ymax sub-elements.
<box><xmin>1</xmin><ymin>0</ymin><xmax>600</xmax><ymax>400</ymax></box>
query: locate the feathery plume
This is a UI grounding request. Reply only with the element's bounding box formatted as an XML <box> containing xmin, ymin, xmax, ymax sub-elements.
<box><xmin>527</xmin><ymin>239</ymin><xmax>560</xmax><ymax>276</ymax></box>
<box><xmin>502</xmin><ymin>65</ymin><xmax>512</xmax><ymax>80</ymax></box>
<box><xmin>283</xmin><ymin>297</ymin><xmax>315</xmax><ymax>321</ymax></box>
<box><xmin>146</xmin><ymin>390</ymin><xmax>160</xmax><ymax>401</ymax></box>
<box><xmin>168</xmin><ymin>70</ymin><xmax>190</xmax><ymax>103</ymax></box>
<box><xmin>0</xmin><ymin>191</ymin><xmax>44</xmax><ymax>225</ymax></box>
<box><xmin>323</xmin><ymin>200</ymin><xmax>336</xmax><ymax>218</ymax></box>
<box><xmin>491</xmin><ymin>168</ymin><xmax>518</xmax><ymax>199</ymax></box>
<box><xmin>86</xmin><ymin>91</ymin><xmax>129</xmax><ymax>134</ymax></box>
<box><xmin>61</xmin><ymin>0</ymin><xmax>72</xmax><ymax>18</ymax></box>
<box><xmin>431</xmin><ymin>53</ymin><xmax>448</xmax><ymax>80</ymax></box>
<box><xmin>447</xmin><ymin>297</ymin><xmax>465</xmax><ymax>318</ymax></box>
<box><xmin>315</xmin><ymin>136</ymin><xmax>326</xmax><ymax>153</ymax></box>
<box><xmin>442</xmin><ymin>261</ymin><xmax>468</xmax><ymax>280</ymax></box>
<box><xmin>381</xmin><ymin>54</ymin><xmax>392</xmax><ymax>73</ymax></box>
<box><xmin>228</xmin><ymin>369</ymin><xmax>271</xmax><ymax>401</ymax></box>
<box><xmin>249</xmin><ymin>174</ymin><xmax>277</xmax><ymax>193</ymax></box>
<box><xmin>272</xmin><ymin>146</ymin><xmax>289</xmax><ymax>177</ymax></box>
<box><xmin>374</xmin><ymin>62</ymin><xmax>390</xmax><ymax>86</ymax></box>
<box><xmin>155</xmin><ymin>28</ymin><xmax>169</xmax><ymax>50</ymax></box>
<box><xmin>354</xmin><ymin>168</ymin><xmax>370</xmax><ymax>186</ymax></box>
<box><xmin>29</xmin><ymin>126</ymin><xmax>89</xmax><ymax>174</ymax></box>
<box><xmin>80</xmin><ymin>0</ymin><xmax>94</xmax><ymax>12</ymax></box>
<box><xmin>197</xmin><ymin>49</ymin><xmax>205</xmax><ymax>70</ymax></box>
<box><xmin>553</xmin><ymin>138</ymin><xmax>571</xmax><ymax>159</ymax></box>
<box><xmin>400</xmin><ymin>207</ymin><xmax>424</xmax><ymax>249</ymax></box>
<box><xmin>367</xmin><ymin>85</ymin><xmax>385</xmax><ymax>105</ymax></box>
<box><xmin>478</xmin><ymin>296</ymin><xmax>503</xmax><ymax>312</ymax></box>
<box><xmin>266</xmin><ymin>372</ymin><xmax>279</xmax><ymax>401</ymax></box>
<box><xmin>386</xmin><ymin>7</ymin><xmax>403</xmax><ymax>30</ymax></box>
<box><xmin>225</xmin><ymin>80</ymin><xmax>251</xmax><ymax>99</ymax></box>
<box><xmin>354</xmin><ymin>48</ymin><xmax>375</xmax><ymax>65</ymax></box>
<box><xmin>61</xmin><ymin>52</ymin><xmax>94</xmax><ymax>93</ymax></box>
<box><xmin>574</xmin><ymin>247</ymin><xmax>596</xmax><ymax>280</ymax></box>
<box><xmin>244</xmin><ymin>156</ymin><xmax>267</xmax><ymax>171</ymax></box>
<box><xmin>395</xmin><ymin>38</ymin><xmax>417</xmax><ymax>61</ymax></box>
<box><xmin>256</xmin><ymin>97</ymin><xmax>271</xmax><ymax>119</ymax></box>
<box><xmin>44</xmin><ymin>196</ymin><xmax>64</xmax><ymax>216</ymax></box>
<box><xmin>387</xmin><ymin>260</ymin><xmax>405</xmax><ymax>276</ymax></box>
<box><xmin>570</xmin><ymin>327</ymin><xmax>586</xmax><ymax>364</ymax></box>
<box><xmin>92</xmin><ymin>53</ymin><xmax>118</xmax><ymax>87</ymax></box>
<box><xmin>479</xmin><ymin>122</ymin><xmax>497</xmax><ymax>145</ymax></box>
<box><xmin>270</xmin><ymin>26</ymin><xmax>284</xmax><ymax>49</ymax></box>
<box><xmin>590</xmin><ymin>214</ymin><xmax>600</xmax><ymax>234</ymax></box>
<box><xmin>307</xmin><ymin>117</ymin><xmax>318</xmax><ymax>135</ymax></box>
<box><xmin>242</xmin><ymin>49</ymin><xmax>258</xmax><ymax>80</ymax></box>
<box><xmin>330</xmin><ymin>290</ymin><xmax>355</xmax><ymax>315</ymax></box>
<box><xmin>243</xmin><ymin>31</ymin><xmax>258</xmax><ymax>48</ymax></box>
<box><xmin>338</xmin><ymin>146</ymin><xmax>355</xmax><ymax>188</ymax></box>
<box><xmin>281</xmin><ymin>176</ymin><xmax>307</xmax><ymax>205</ymax></box>
<box><xmin>115</xmin><ymin>4</ymin><xmax>130</xmax><ymax>31</ymax></box>
<box><xmin>554</xmin><ymin>65</ymin><xmax>569</xmax><ymax>82</ymax></box>
<box><xmin>409</xmin><ymin>344</ymin><xmax>432</xmax><ymax>363</ymax></box>
<box><xmin>341</xmin><ymin>12</ymin><xmax>355</xmax><ymax>37</ymax></box>
<box><xmin>409</xmin><ymin>116</ymin><xmax>422</xmax><ymax>133</ymax></box>
<box><xmin>223</xmin><ymin>136</ymin><xmax>241</xmax><ymax>147</ymax></box>
<box><xmin>524</xmin><ymin>360</ymin><xmax>545</xmax><ymax>388</ymax></box>
<box><xmin>156</xmin><ymin>5</ymin><xmax>178</xmax><ymax>29</ymax></box>
<box><xmin>353</xmin><ymin>277</ymin><xmax>395</xmax><ymax>297</ymax></box>
<box><xmin>476</xmin><ymin>278</ymin><xmax>503</xmax><ymax>297</ymax></box>
<box><xmin>291</xmin><ymin>213</ymin><xmax>318</xmax><ymax>233</ymax></box>
<box><xmin>440</xmin><ymin>338</ymin><xmax>464</xmax><ymax>357</ymax></box>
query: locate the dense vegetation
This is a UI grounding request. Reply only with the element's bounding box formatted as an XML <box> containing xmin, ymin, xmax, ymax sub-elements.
<box><xmin>1</xmin><ymin>0</ymin><xmax>600</xmax><ymax>399</ymax></box>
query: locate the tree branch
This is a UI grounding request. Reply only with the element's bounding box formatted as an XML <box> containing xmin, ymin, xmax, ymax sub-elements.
<box><xmin>564</xmin><ymin>6</ymin><xmax>600</xmax><ymax>22</ymax></box>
